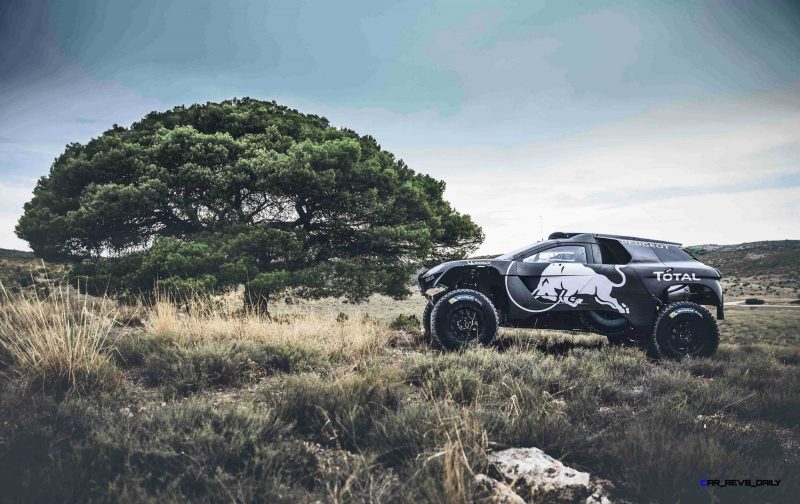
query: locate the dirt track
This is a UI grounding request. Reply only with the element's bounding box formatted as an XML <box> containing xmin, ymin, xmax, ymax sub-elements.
<box><xmin>725</xmin><ymin>300</ymin><xmax>800</xmax><ymax>309</ymax></box>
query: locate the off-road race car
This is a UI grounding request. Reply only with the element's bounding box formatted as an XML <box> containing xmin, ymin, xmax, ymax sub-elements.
<box><xmin>418</xmin><ymin>232</ymin><xmax>724</xmax><ymax>359</ymax></box>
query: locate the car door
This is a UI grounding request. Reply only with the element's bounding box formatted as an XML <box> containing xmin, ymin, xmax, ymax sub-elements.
<box><xmin>505</xmin><ymin>244</ymin><xmax>595</xmax><ymax>313</ymax></box>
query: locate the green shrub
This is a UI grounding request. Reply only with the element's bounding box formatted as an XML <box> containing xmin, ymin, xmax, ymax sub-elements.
<box><xmin>277</xmin><ymin>373</ymin><xmax>402</xmax><ymax>451</ymax></box>
<box><xmin>0</xmin><ymin>393</ymin><xmax>319</xmax><ymax>503</ymax></box>
<box><xmin>114</xmin><ymin>336</ymin><xmax>329</xmax><ymax>398</ymax></box>
<box><xmin>405</xmin><ymin>363</ymin><xmax>483</xmax><ymax>404</ymax></box>
<box><xmin>389</xmin><ymin>313</ymin><xmax>420</xmax><ymax>332</ymax></box>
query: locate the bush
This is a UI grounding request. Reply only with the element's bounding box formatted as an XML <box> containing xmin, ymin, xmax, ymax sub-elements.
<box><xmin>277</xmin><ymin>373</ymin><xmax>402</xmax><ymax>451</ymax></box>
<box><xmin>389</xmin><ymin>313</ymin><xmax>421</xmax><ymax>332</ymax></box>
<box><xmin>745</xmin><ymin>298</ymin><xmax>766</xmax><ymax>305</ymax></box>
<box><xmin>114</xmin><ymin>336</ymin><xmax>329</xmax><ymax>398</ymax></box>
<box><xmin>405</xmin><ymin>364</ymin><xmax>483</xmax><ymax>405</ymax></box>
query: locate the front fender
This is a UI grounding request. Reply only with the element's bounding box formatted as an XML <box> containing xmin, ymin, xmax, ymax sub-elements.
<box><xmin>418</xmin><ymin>260</ymin><xmax>511</xmax><ymax>293</ymax></box>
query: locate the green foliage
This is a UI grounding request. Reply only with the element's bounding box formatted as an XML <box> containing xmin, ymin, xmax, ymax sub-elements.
<box><xmin>687</xmin><ymin>240</ymin><xmax>800</xmax><ymax>277</ymax></box>
<box><xmin>114</xmin><ymin>336</ymin><xmax>330</xmax><ymax>398</ymax></box>
<box><xmin>277</xmin><ymin>373</ymin><xmax>402</xmax><ymax>451</ymax></box>
<box><xmin>0</xmin><ymin>394</ymin><xmax>318</xmax><ymax>503</ymax></box>
<box><xmin>388</xmin><ymin>313</ymin><xmax>420</xmax><ymax>332</ymax></box>
<box><xmin>17</xmin><ymin>98</ymin><xmax>483</xmax><ymax>304</ymax></box>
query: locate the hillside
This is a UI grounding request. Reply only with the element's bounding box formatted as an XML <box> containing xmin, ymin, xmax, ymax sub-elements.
<box><xmin>0</xmin><ymin>248</ymin><xmax>34</xmax><ymax>261</ymax></box>
<box><xmin>685</xmin><ymin>240</ymin><xmax>800</xmax><ymax>300</ymax></box>
<box><xmin>687</xmin><ymin>240</ymin><xmax>800</xmax><ymax>278</ymax></box>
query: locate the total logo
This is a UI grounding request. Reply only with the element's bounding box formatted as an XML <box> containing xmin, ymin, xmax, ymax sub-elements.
<box><xmin>654</xmin><ymin>271</ymin><xmax>700</xmax><ymax>281</ymax></box>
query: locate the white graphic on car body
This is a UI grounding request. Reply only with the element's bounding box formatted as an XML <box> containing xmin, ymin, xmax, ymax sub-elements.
<box><xmin>654</xmin><ymin>271</ymin><xmax>699</xmax><ymax>281</ymax></box>
<box><xmin>505</xmin><ymin>262</ymin><xmax>629</xmax><ymax>314</ymax></box>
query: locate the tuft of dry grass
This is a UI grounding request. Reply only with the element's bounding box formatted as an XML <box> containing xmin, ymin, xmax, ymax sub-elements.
<box><xmin>0</xmin><ymin>285</ymin><xmax>119</xmax><ymax>394</ymax></box>
<box><xmin>427</xmin><ymin>399</ymin><xmax>488</xmax><ymax>504</ymax></box>
<box><xmin>146</xmin><ymin>297</ymin><xmax>387</xmax><ymax>360</ymax></box>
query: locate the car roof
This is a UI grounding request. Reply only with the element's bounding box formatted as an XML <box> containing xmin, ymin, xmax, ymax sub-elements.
<box><xmin>549</xmin><ymin>232</ymin><xmax>682</xmax><ymax>247</ymax></box>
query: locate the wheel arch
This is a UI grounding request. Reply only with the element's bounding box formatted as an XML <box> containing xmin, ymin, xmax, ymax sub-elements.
<box><xmin>435</xmin><ymin>265</ymin><xmax>509</xmax><ymax>312</ymax></box>
<box><xmin>659</xmin><ymin>282</ymin><xmax>724</xmax><ymax>319</ymax></box>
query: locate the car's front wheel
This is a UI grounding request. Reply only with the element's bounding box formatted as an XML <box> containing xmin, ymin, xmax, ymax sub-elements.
<box><xmin>422</xmin><ymin>301</ymin><xmax>442</xmax><ymax>348</ymax></box>
<box><xmin>652</xmin><ymin>301</ymin><xmax>719</xmax><ymax>359</ymax></box>
<box><xmin>423</xmin><ymin>301</ymin><xmax>433</xmax><ymax>343</ymax></box>
<box><xmin>430</xmin><ymin>289</ymin><xmax>498</xmax><ymax>350</ymax></box>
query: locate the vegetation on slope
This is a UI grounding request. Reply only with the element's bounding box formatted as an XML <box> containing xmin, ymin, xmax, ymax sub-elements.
<box><xmin>0</xmin><ymin>289</ymin><xmax>797</xmax><ymax>503</ymax></box>
<box><xmin>687</xmin><ymin>240</ymin><xmax>800</xmax><ymax>278</ymax></box>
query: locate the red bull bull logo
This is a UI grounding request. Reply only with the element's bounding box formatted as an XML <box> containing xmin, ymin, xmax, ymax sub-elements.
<box><xmin>506</xmin><ymin>263</ymin><xmax>630</xmax><ymax>314</ymax></box>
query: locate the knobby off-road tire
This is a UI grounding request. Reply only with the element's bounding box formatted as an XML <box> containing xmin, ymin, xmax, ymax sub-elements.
<box><xmin>652</xmin><ymin>301</ymin><xmax>719</xmax><ymax>359</ymax></box>
<box><xmin>423</xmin><ymin>301</ymin><xmax>433</xmax><ymax>342</ymax></box>
<box><xmin>431</xmin><ymin>289</ymin><xmax>498</xmax><ymax>351</ymax></box>
<box><xmin>422</xmin><ymin>301</ymin><xmax>442</xmax><ymax>349</ymax></box>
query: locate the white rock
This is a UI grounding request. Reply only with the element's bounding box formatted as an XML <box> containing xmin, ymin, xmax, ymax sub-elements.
<box><xmin>474</xmin><ymin>473</ymin><xmax>526</xmax><ymax>504</ymax></box>
<box><xmin>489</xmin><ymin>447</ymin><xmax>612</xmax><ymax>503</ymax></box>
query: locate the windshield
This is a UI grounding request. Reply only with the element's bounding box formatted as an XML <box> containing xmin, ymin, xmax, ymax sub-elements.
<box><xmin>496</xmin><ymin>239</ymin><xmax>554</xmax><ymax>260</ymax></box>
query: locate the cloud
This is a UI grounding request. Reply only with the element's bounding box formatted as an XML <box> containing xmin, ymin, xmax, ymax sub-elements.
<box><xmin>392</xmin><ymin>87</ymin><xmax>800</xmax><ymax>253</ymax></box>
<box><xmin>0</xmin><ymin>179</ymin><xmax>35</xmax><ymax>250</ymax></box>
<box><xmin>426</xmin><ymin>8</ymin><xmax>643</xmax><ymax>100</ymax></box>
<box><xmin>2</xmin><ymin>2</ymin><xmax>798</xmax><ymax>254</ymax></box>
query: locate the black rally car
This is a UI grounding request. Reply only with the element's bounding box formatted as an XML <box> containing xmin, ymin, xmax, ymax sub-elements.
<box><xmin>418</xmin><ymin>232</ymin><xmax>724</xmax><ymax>359</ymax></box>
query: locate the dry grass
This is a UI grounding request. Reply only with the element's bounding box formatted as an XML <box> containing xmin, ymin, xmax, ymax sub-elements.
<box><xmin>0</xmin><ymin>287</ymin><xmax>797</xmax><ymax>502</ymax></box>
<box><xmin>0</xmin><ymin>285</ymin><xmax>119</xmax><ymax>394</ymax></box>
<box><xmin>427</xmin><ymin>398</ymin><xmax>488</xmax><ymax>504</ymax></box>
<box><xmin>146</xmin><ymin>298</ymin><xmax>387</xmax><ymax>360</ymax></box>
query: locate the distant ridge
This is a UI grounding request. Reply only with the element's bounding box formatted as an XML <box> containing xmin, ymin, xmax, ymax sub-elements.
<box><xmin>686</xmin><ymin>240</ymin><xmax>800</xmax><ymax>278</ymax></box>
<box><xmin>0</xmin><ymin>248</ymin><xmax>35</xmax><ymax>261</ymax></box>
<box><xmin>687</xmin><ymin>240</ymin><xmax>800</xmax><ymax>253</ymax></box>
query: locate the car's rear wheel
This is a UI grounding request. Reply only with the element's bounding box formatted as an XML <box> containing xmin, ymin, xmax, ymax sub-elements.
<box><xmin>652</xmin><ymin>301</ymin><xmax>719</xmax><ymax>359</ymax></box>
<box><xmin>431</xmin><ymin>289</ymin><xmax>498</xmax><ymax>350</ymax></box>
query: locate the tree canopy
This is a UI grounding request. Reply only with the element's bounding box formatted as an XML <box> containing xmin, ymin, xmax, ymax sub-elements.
<box><xmin>17</xmin><ymin>98</ymin><xmax>483</xmax><ymax>306</ymax></box>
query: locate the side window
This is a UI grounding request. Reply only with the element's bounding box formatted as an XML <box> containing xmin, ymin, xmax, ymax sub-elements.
<box><xmin>597</xmin><ymin>238</ymin><xmax>632</xmax><ymax>265</ymax></box>
<box><xmin>523</xmin><ymin>245</ymin><xmax>587</xmax><ymax>264</ymax></box>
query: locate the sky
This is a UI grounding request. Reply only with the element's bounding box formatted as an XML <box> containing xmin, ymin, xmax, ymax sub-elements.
<box><xmin>1</xmin><ymin>0</ymin><xmax>799</xmax><ymax>254</ymax></box>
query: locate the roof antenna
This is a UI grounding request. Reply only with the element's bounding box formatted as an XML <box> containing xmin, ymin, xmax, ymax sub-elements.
<box><xmin>539</xmin><ymin>215</ymin><xmax>543</xmax><ymax>241</ymax></box>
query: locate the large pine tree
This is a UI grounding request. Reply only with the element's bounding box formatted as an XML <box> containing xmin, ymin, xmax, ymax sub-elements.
<box><xmin>17</xmin><ymin>98</ymin><xmax>483</xmax><ymax>308</ymax></box>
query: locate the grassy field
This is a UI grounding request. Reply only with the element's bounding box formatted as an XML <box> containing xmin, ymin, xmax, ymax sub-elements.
<box><xmin>0</xmin><ymin>286</ymin><xmax>797</xmax><ymax>504</ymax></box>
